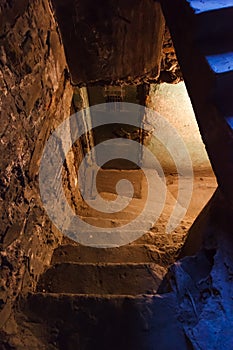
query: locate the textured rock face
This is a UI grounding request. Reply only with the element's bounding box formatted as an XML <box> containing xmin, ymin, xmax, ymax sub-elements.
<box><xmin>159</xmin><ymin>1</ymin><xmax>233</xmax><ymax>348</ymax></box>
<box><xmin>51</xmin><ymin>0</ymin><xmax>165</xmax><ymax>85</ymax></box>
<box><xmin>0</xmin><ymin>0</ymin><xmax>182</xmax><ymax>336</ymax></box>
<box><xmin>161</xmin><ymin>0</ymin><xmax>233</xmax><ymax>203</ymax></box>
<box><xmin>0</xmin><ymin>0</ymin><xmax>76</xmax><ymax>326</ymax></box>
<box><xmin>0</xmin><ymin>1</ymin><xmax>229</xmax><ymax>349</ymax></box>
<box><xmin>158</xmin><ymin>27</ymin><xmax>182</xmax><ymax>84</ymax></box>
<box><xmin>158</xmin><ymin>190</ymin><xmax>233</xmax><ymax>350</ymax></box>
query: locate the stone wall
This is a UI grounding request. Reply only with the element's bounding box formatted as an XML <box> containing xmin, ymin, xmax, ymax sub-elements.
<box><xmin>158</xmin><ymin>26</ymin><xmax>182</xmax><ymax>84</ymax></box>
<box><xmin>0</xmin><ymin>0</ymin><xmax>77</xmax><ymax>327</ymax></box>
<box><xmin>51</xmin><ymin>0</ymin><xmax>165</xmax><ymax>85</ymax></box>
<box><xmin>143</xmin><ymin>82</ymin><xmax>213</xmax><ymax>173</ymax></box>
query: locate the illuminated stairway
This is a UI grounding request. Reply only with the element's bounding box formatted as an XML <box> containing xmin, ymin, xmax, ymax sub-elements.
<box><xmin>16</xmin><ymin>173</ymin><xmax>215</xmax><ymax>349</ymax></box>
<box><xmin>16</xmin><ymin>169</ymin><xmax>190</xmax><ymax>349</ymax></box>
<box><xmin>16</xmin><ymin>1</ymin><xmax>232</xmax><ymax>349</ymax></box>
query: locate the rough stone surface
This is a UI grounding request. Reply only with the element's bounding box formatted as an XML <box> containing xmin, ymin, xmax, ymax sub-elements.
<box><xmin>36</xmin><ymin>262</ymin><xmax>166</xmax><ymax>295</ymax></box>
<box><xmin>0</xmin><ymin>0</ymin><xmax>77</xmax><ymax>328</ymax></box>
<box><xmin>158</xmin><ymin>26</ymin><xmax>182</xmax><ymax>84</ymax></box>
<box><xmin>0</xmin><ymin>0</ymin><xmax>227</xmax><ymax>349</ymax></box>
<box><xmin>11</xmin><ymin>293</ymin><xmax>186</xmax><ymax>350</ymax></box>
<box><xmin>161</xmin><ymin>0</ymin><xmax>233</xmax><ymax>203</ymax></box>
<box><xmin>51</xmin><ymin>0</ymin><xmax>165</xmax><ymax>85</ymax></box>
<box><xmin>159</xmin><ymin>1</ymin><xmax>233</xmax><ymax>346</ymax></box>
<box><xmin>159</xmin><ymin>189</ymin><xmax>233</xmax><ymax>349</ymax></box>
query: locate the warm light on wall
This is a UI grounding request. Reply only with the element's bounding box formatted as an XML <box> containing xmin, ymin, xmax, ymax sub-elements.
<box><xmin>144</xmin><ymin>82</ymin><xmax>213</xmax><ymax>173</ymax></box>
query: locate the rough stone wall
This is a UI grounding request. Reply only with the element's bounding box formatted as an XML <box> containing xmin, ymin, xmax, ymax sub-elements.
<box><xmin>158</xmin><ymin>26</ymin><xmax>182</xmax><ymax>84</ymax></box>
<box><xmin>157</xmin><ymin>189</ymin><xmax>233</xmax><ymax>350</ymax></box>
<box><xmin>51</xmin><ymin>0</ymin><xmax>165</xmax><ymax>85</ymax></box>
<box><xmin>0</xmin><ymin>0</ymin><xmax>76</xmax><ymax>327</ymax></box>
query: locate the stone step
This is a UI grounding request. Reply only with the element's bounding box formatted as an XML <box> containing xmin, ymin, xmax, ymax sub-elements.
<box><xmin>63</xmin><ymin>229</ymin><xmax>159</xmax><ymax>248</ymax></box>
<box><xmin>189</xmin><ymin>0</ymin><xmax>233</xmax><ymax>13</ymax></box>
<box><xmin>197</xmin><ymin>49</ymin><xmax>233</xmax><ymax>129</ymax></box>
<box><xmin>191</xmin><ymin>2</ymin><xmax>233</xmax><ymax>42</ymax></box>
<box><xmin>78</xmin><ymin>216</ymin><xmax>134</xmax><ymax>228</ymax></box>
<box><xmin>199</xmin><ymin>39</ymin><xmax>233</xmax><ymax>56</ymax></box>
<box><xmin>96</xmin><ymin>168</ymin><xmax>144</xmax><ymax>198</ymax></box>
<box><xmin>75</xmin><ymin>194</ymin><xmax>154</xmax><ymax>222</ymax></box>
<box><xmin>206</xmin><ymin>52</ymin><xmax>233</xmax><ymax>75</ymax></box>
<box><xmin>51</xmin><ymin>244</ymin><xmax>170</xmax><ymax>265</ymax></box>
<box><xmin>76</xmin><ymin>204</ymin><xmax>146</xmax><ymax>222</ymax></box>
<box><xmin>60</xmin><ymin>224</ymin><xmax>187</xmax><ymax>248</ymax></box>
<box><xmin>161</xmin><ymin>0</ymin><xmax>233</xmax><ymax>201</ymax></box>
<box><xmin>59</xmin><ymin>230</ymin><xmax>186</xmax><ymax>267</ymax></box>
<box><xmin>36</xmin><ymin>262</ymin><xmax>166</xmax><ymax>295</ymax></box>
<box><xmin>166</xmin><ymin>1</ymin><xmax>233</xmax><ymax>54</ymax></box>
<box><xmin>18</xmin><ymin>292</ymin><xmax>187</xmax><ymax>350</ymax></box>
<box><xmin>211</xmin><ymin>70</ymin><xmax>233</xmax><ymax>117</ymax></box>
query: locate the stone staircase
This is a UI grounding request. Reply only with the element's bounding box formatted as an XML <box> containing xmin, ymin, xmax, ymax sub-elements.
<box><xmin>161</xmin><ymin>0</ymin><xmax>233</xmax><ymax>203</ymax></box>
<box><xmin>14</xmin><ymin>0</ymin><xmax>230</xmax><ymax>348</ymax></box>
<box><xmin>15</xmin><ymin>169</ymin><xmax>191</xmax><ymax>349</ymax></box>
<box><xmin>18</xmin><ymin>291</ymin><xmax>186</xmax><ymax>350</ymax></box>
<box><xmin>16</xmin><ymin>225</ymin><xmax>182</xmax><ymax>349</ymax></box>
<box><xmin>14</xmin><ymin>170</ymin><xmax>216</xmax><ymax>349</ymax></box>
<box><xmin>16</xmin><ymin>225</ymin><xmax>187</xmax><ymax>349</ymax></box>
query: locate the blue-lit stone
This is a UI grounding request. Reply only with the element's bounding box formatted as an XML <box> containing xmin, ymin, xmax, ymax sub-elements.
<box><xmin>188</xmin><ymin>0</ymin><xmax>233</xmax><ymax>14</ymax></box>
<box><xmin>225</xmin><ymin>116</ymin><xmax>233</xmax><ymax>129</ymax></box>
<box><xmin>206</xmin><ymin>52</ymin><xmax>233</xmax><ymax>74</ymax></box>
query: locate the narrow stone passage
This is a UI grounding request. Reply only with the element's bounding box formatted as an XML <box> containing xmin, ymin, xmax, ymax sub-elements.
<box><xmin>1</xmin><ymin>0</ymin><xmax>232</xmax><ymax>349</ymax></box>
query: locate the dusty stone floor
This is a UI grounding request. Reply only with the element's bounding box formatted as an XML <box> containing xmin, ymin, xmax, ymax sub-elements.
<box><xmin>62</xmin><ymin>168</ymin><xmax>217</xmax><ymax>265</ymax></box>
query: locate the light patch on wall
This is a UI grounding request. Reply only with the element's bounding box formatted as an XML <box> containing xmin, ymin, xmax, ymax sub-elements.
<box><xmin>144</xmin><ymin>82</ymin><xmax>213</xmax><ymax>173</ymax></box>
